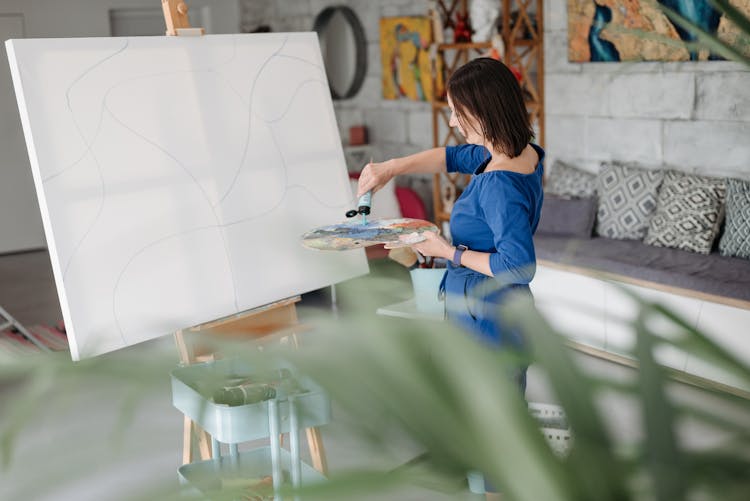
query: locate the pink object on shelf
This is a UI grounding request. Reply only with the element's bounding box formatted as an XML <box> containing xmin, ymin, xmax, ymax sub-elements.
<box><xmin>395</xmin><ymin>186</ymin><xmax>427</xmax><ymax>220</ymax></box>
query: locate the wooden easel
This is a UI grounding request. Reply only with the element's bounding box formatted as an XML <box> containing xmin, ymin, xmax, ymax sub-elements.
<box><xmin>174</xmin><ymin>297</ymin><xmax>327</xmax><ymax>473</ymax></box>
<box><xmin>161</xmin><ymin>0</ymin><xmax>205</xmax><ymax>36</ymax></box>
<box><xmin>163</xmin><ymin>2</ymin><xmax>327</xmax><ymax>474</ymax></box>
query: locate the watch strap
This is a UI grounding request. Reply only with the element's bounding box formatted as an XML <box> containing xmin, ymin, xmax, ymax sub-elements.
<box><xmin>452</xmin><ymin>244</ymin><xmax>468</xmax><ymax>267</ymax></box>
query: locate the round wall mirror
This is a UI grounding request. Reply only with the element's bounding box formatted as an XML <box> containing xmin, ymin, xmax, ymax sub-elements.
<box><xmin>313</xmin><ymin>6</ymin><xmax>367</xmax><ymax>100</ymax></box>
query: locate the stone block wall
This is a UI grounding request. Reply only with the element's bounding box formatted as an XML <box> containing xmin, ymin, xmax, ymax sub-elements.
<box><xmin>544</xmin><ymin>0</ymin><xmax>750</xmax><ymax>180</ymax></box>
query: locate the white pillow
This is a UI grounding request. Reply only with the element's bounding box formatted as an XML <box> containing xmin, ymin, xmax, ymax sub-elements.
<box><xmin>349</xmin><ymin>178</ymin><xmax>402</xmax><ymax>220</ymax></box>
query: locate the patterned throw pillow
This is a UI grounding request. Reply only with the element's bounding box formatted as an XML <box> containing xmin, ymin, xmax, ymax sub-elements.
<box><xmin>644</xmin><ymin>171</ymin><xmax>726</xmax><ymax>255</ymax></box>
<box><xmin>595</xmin><ymin>162</ymin><xmax>664</xmax><ymax>240</ymax></box>
<box><xmin>545</xmin><ymin>160</ymin><xmax>596</xmax><ymax>199</ymax></box>
<box><xmin>719</xmin><ymin>178</ymin><xmax>750</xmax><ymax>259</ymax></box>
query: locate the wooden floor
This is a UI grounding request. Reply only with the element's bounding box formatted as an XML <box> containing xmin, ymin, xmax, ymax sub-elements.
<box><xmin>0</xmin><ymin>249</ymin><xmax>62</xmax><ymax>327</ymax></box>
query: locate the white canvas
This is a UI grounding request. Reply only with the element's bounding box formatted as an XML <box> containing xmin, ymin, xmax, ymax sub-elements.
<box><xmin>6</xmin><ymin>33</ymin><xmax>368</xmax><ymax>360</ymax></box>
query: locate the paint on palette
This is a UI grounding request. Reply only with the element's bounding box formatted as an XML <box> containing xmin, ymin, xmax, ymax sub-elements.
<box><xmin>302</xmin><ymin>218</ymin><xmax>438</xmax><ymax>251</ymax></box>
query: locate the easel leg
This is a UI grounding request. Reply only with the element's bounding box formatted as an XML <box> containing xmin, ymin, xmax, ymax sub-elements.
<box><xmin>175</xmin><ymin>330</ymin><xmax>214</xmax><ymax>463</ymax></box>
<box><xmin>182</xmin><ymin>416</ymin><xmax>193</xmax><ymax>464</ymax></box>
<box><xmin>174</xmin><ymin>330</ymin><xmax>193</xmax><ymax>364</ymax></box>
<box><xmin>181</xmin><ymin>417</ymin><xmax>214</xmax><ymax>465</ymax></box>
<box><xmin>197</xmin><ymin>424</ymin><xmax>212</xmax><ymax>460</ymax></box>
<box><xmin>289</xmin><ymin>333</ymin><xmax>329</xmax><ymax>474</ymax></box>
<box><xmin>305</xmin><ymin>427</ymin><xmax>328</xmax><ymax>475</ymax></box>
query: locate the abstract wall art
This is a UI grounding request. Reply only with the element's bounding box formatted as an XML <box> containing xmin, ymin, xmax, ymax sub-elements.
<box><xmin>568</xmin><ymin>0</ymin><xmax>750</xmax><ymax>62</ymax></box>
<box><xmin>380</xmin><ymin>16</ymin><xmax>444</xmax><ymax>101</ymax></box>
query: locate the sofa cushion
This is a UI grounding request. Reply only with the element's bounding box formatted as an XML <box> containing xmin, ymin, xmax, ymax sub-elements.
<box><xmin>534</xmin><ymin>234</ymin><xmax>750</xmax><ymax>302</ymax></box>
<box><xmin>537</xmin><ymin>195</ymin><xmax>597</xmax><ymax>237</ymax></box>
<box><xmin>644</xmin><ymin>171</ymin><xmax>726</xmax><ymax>255</ymax></box>
<box><xmin>719</xmin><ymin>178</ymin><xmax>750</xmax><ymax>260</ymax></box>
<box><xmin>545</xmin><ymin>160</ymin><xmax>596</xmax><ymax>199</ymax></box>
<box><xmin>595</xmin><ymin>162</ymin><xmax>663</xmax><ymax>240</ymax></box>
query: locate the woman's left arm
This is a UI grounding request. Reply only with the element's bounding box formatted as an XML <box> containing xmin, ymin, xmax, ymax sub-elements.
<box><xmin>480</xmin><ymin>190</ymin><xmax>536</xmax><ymax>285</ymax></box>
<box><xmin>411</xmin><ymin>184</ymin><xmax>536</xmax><ymax>281</ymax></box>
<box><xmin>411</xmin><ymin>232</ymin><xmax>494</xmax><ymax>277</ymax></box>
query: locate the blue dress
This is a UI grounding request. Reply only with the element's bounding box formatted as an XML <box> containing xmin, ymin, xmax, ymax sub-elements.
<box><xmin>440</xmin><ymin>143</ymin><xmax>545</xmax><ymax>351</ymax></box>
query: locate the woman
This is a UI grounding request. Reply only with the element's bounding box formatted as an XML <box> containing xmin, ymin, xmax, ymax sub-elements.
<box><xmin>357</xmin><ymin>58</ymin><xmax>544</xmax><ymax>393</ymax></box>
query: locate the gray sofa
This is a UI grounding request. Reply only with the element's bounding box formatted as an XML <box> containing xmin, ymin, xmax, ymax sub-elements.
<box><xmin>534</xmin><ymin>233</ymin><xmax>750</xmax><ymax>303</ymax></box>
<box><xmin>536</xmin><ymin>161</ymin><xmax>750</xmax><ymax>305</ymax></box>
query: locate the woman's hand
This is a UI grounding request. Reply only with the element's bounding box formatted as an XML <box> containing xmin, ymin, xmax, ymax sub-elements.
<box><xmin>411</xmin><ymin>231</ymin><xmax>454</xmax><ymax>260</ymax></box>
<box><xmin>356</xmin><ymin>160</ymin><xmax>396</xmax><ymax>197</ymax></box>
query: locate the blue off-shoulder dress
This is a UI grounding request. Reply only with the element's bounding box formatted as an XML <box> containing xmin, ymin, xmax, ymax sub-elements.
<box><xmin>440</xmin><ymin>143</ymin><xmax>545</xmax><ymax>356</ymax></box>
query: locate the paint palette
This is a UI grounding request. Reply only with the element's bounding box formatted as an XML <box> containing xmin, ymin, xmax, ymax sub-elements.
<box><xmin>301</xmin><ymin>218</ymin><xmax>439</xmax><ymax>251</ymax></box>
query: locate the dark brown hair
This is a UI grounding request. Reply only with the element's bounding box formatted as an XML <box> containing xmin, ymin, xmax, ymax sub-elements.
<box><xmin>447</xmin><ymin>57</ymin><xmax>533</xmax><ymax>158</ymax></box>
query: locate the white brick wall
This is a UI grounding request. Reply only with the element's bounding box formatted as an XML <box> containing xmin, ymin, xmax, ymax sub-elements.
<box><xmin>407</xmin><ymin>109</ymin><xmax>433</xmax><ymax>147</ymax></box>
<box><xmin>664</xmin><ymin>121</ymin><xmax>750</xmax><ymax>174</ymax></box>
<box><xmin>586</xmin><ymin>118</ymin><xmax>663</xmax><ymax>166</ymax></box>
<box><xmin>695</xmin><ymin>72</ymin><xmax>750</xmax><ymax>121</ymax></box>
<box><xmin>606</xmin><ymin>73</ymin><xmax>694</xmax><ymax>120</ymax></box>
<box><xmin>545</xmin><ymin>115</ymin><xmax>590</xmax><ymax>170</ymax></box>
<box><xmin>365</xmin><ymin>108</ymin><xmax>408</xmax><ymax>143</ymax></box>
<box><xmin>546</xmin><ymin>73</ymin><xmax>611</xmax><ymax>116</ymax></box>
<box><xmin>544</xmin><ymin>0</ymin><xmax>567</xmax><ymax>31</ymax></box>
<box><xmin>544</xmin><ymin>0</ymin><xmax>750</xmax><ymax>178</ymax></box>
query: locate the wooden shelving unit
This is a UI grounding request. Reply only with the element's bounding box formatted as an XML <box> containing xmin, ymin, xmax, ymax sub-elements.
<box><xmin>430</xmin><ymin>0</ymin><xmax>544</xmax><ymax>229</ymax></box>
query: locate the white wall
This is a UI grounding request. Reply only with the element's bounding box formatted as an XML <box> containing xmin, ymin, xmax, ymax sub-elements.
<box><xmin>544</xmin><ymin>0</ymin><xmax>750</xmax><ymax>179</ymax></box>
<box><xmin>0</xmin><ymin>12</ymin><xmax>42</xmax><ymax>253</ymax></box>
<box><xmin>0</xmin><ymin>0</ymin><xmax>240</xmax><ymax>253</ymax></box>
<box><xmin>0</xmin><ymin>0</ymin><xmax>239</xmax><ymax>37</ymax></box>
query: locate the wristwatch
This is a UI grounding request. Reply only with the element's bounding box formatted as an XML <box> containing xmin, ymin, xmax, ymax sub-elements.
<box><xmin>452</xmin><ymin>244</ymin><xmax>468</xmax><ymax>267</ymax></box>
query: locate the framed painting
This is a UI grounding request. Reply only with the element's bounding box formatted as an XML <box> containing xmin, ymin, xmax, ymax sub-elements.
<box><xmin>380</xmin><ymin>16</ymin><xmax>444</xmax><ymax>101</ymax></box>
<box><xmin>568</xmin><ymin>0</ymin><xmax>750</xmax><ymax>62</ymax></box>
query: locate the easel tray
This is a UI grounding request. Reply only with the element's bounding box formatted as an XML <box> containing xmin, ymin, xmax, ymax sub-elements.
<box><xmin>171</xmin><ymin>358</ymin><xmax>332</xmax><ymax>444</ymax></box>
<box><xmin>178</xmin><ymin>446</ymin><xmax>326</xmax><ymax>500</ymax></box>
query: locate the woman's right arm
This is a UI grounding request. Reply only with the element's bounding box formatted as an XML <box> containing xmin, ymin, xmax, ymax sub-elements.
<box><xmin>356</xmin><ymin>147</ymin><xmax>446</xmax><ymax>197</ymax></box>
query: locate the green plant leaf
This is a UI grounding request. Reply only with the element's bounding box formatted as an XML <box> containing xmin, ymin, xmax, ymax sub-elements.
<box><xmin>683</xmin><ymin>449</ymin><xmax>750</xmax><ymax>500</ymax></box>
<box><xmin>1</xmin><ymin>367</ymin><xmax>54</xmax><ymax>468</ymax></box>
<box><xmin>605</xmin><ymin>287</ymin><xmax>750</xmax><ymax>388</ymax></box>
<box><xmin>709</xmin><ymin>0</ymin><xmax>750</xmax><ymax>38</ymax></box>
<box><xmin>646</xmin><ymin>303</ymin><xmax>750</xmax><ymax>387</ymax></box>
<box><xmin>501</xmin><ymin>294</ymin><xmax>629</xmax><ymax>500</ymax></box>
<box><xmin>605</xmin><ymin>24</ymin><xmax>704</xmax><ymax>54</ymax></box>
<box><xmin>650</xmin><ymin>0</ymin><xmax>750</xmax><ymax>66</ymax></box>
<box><xmin>633</xmin><ymin>312</ymin><xmax>685</xmax><ymax>501</ymax></box>
<box><xmin>676</xmin><ymin>404</ymin><xmax>750</xmax><ymax>443</ymax></box>
<box><xmin>263</xmin><ymin>309</ymin><xmax>576</xmax><ymax>501</ymax></box>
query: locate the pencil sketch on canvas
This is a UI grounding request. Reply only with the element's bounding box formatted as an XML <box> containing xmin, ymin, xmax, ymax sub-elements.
<box><xmin>6</xmin><ymin>33</ymin><xmax>368</xmax><ymax>360</ymax></box>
